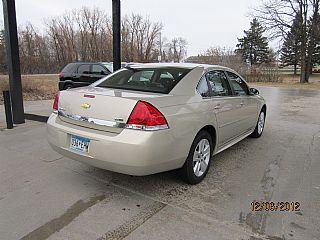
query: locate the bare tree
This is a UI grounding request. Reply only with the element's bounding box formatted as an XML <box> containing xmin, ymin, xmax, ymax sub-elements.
<box><xmin>186</xmin><ymin>46</ymin><xmax>248</xmax><ymax>75</ymax></box>
<box><xmin>0</xmin><ymin>30</ymin><xmax>6</xmax><ymax>73</ymax></box>
<box><xmin>165</xmin><ymin>37</ymin><xmax>187</xmax><ymax>62</ymax></box>
<box><xmin>1</xmin><ymin>7</ymin><xmax>186</xmax><ymax>74</ymax></box>
<box><xmin>121</xmin><ymin>14</ymin><xmax>162</xmax><ymax>62</ymax></box>
<box><xmin>254</xmin><ymin>0</ymin><xmax>320</xmax><ymax>83</ymax></box>
<box><xmin>74</xmin><ymin>7</ymin><xmax>112</xmax><ymax>62</ymax></box>
<box><xmin>19</xmin><ymin>23</ymin><xmax>53</xmax><ymax>73</ymax></box>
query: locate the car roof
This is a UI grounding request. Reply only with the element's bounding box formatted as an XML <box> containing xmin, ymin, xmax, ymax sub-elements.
<box><xmin>66</xmin><ymin>62</ymin><xmax>238</xmax><ymax>75</ymax></box>
<box><xmin>68</xmin><ymin>62</ymin><xmax>105</xmax><ymax>65</ymax></box>
<box><xmin>126</xmin><ymin>62</ymin><xmax>233</xmax><ymax>71</ymax></box>
<box><xmin>68</xmin><ymin>62</ymin><xmax>233</xmax><ymax>71</ymax></box>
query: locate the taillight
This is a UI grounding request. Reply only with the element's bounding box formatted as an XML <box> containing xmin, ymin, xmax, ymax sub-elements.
<box><xmin>53</xmin><ymin>92</ymin><xmax>60</xmax><ymax>112</ymax></box>
<box><xmin>126</xmin><ymin>101</ymin><xmax>169</xmax><ymax>131</ymax></box>
<box><xmin>58</xmin><ymin>72</ymin><xmax>64</xmax><ymax>78</ymax></box>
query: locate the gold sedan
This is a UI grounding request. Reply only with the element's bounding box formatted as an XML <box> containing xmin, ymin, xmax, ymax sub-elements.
<box><xmin>47</xmin><ymin>63</ymin><xmax>266</xmax><ymax>184</ymax></box>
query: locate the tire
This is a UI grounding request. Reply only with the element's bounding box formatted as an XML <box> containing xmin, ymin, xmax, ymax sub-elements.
<box><xmin>250</xmin><ymin>109</ymin><xmax>266</xmax><ymax>138</ymax></box>
<box><xmin>180</xmin><ymin>130</ymin><xmax>213</xmax><ymax>184</ymax></box>
<box><xmin>64</xmin><ymin>83</ymin><xmax>73</xmax><ymax>90</ymax></box>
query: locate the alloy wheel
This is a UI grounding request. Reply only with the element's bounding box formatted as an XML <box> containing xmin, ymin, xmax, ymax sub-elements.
<box><xmin>193</xmin><ymin>139</ymin><xmax>211</xmax><ymax>177</ymax></box>
<box><xmin>258</xmin><ymin>112</ymin><xmax>265</xmax><ymax>134</ymax></box>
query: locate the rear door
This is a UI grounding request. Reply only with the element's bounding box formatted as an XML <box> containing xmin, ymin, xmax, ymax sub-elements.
<box><xmin>205</xmin><ymin>70</ymin><xmax>239</xmax><ymax>146</ymax></box>
<box><xmin>226</xmin><ymin>71</ymin><xmax>258</xmax><ymax>134</ymax></box>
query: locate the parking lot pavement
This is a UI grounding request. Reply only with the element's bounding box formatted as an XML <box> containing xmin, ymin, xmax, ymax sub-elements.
<box><xmin>0</xmin><ymin>99</ymin><xmax>53</xmax><ymax>125</ymax></box>
<box><xmin>0</xmin><ymin>86</ymin><xmax>320</xmax><ymax>240</ymax></box>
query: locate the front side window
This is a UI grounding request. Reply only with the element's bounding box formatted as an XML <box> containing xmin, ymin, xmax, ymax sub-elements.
<box><xmin>95</xmin><ymin>67</ymin><xmax>191</xmax><ymax>94</ymax></box>
<box><xmin>227</xmin><ymin>71</ymin><xmax>249</xmax><ymax>96</ymax></box>
<box><xmin>92</xmin><ymin>65</ymin><xmax>108</xmax><ymax>75</ymax></box>
<box><xmin>77</xmin><ymin>64</ymin><xmax>90</xmax><ymax>74</ymax></box>
<box><xmin>206</xmin><ymin>70</ymin><xmax>232</xmax><ymax>96</ymax></box>
<box><xmin>102</xmin><ymin>63</ymin><xmax>113</xmax><ymax>73</ymax></box>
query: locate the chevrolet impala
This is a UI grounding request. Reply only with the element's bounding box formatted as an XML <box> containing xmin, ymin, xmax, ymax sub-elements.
<box><xmin>47</xmin><ymin>63</ymin><xmax>266</xmax><ymax>184</ymax></box>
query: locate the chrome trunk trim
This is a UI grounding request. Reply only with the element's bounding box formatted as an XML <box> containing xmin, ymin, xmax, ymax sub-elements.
<box><xmin>58</xmin><ymin>110</ymin><xmax>126</xmax><ymax>128</ymax></box>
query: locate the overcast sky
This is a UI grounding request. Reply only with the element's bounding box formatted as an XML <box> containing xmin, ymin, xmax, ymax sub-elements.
<box><xmin>0</xmin><ymin>0</ymin><xmax>259</xmax><ymax>56</ymax></box>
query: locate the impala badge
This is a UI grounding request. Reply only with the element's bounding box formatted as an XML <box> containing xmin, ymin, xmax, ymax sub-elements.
<box><xmin>81</xmin><ymin>103</ymin><xmax>91</xmax><ymax>109</ymax></box>
<box><xmin>114</xmin><ymin>117</ymin><xmax>124</xmax><ymax>122</ymax></box>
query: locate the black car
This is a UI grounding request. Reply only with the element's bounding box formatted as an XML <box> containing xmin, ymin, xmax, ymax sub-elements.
<box><xmin>58</xmin><ymin>62</ymin><xmax>112</xmax><ymax>90</ymax></box>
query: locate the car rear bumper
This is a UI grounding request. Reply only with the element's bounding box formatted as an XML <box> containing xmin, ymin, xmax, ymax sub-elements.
<box><xmin>47</xmin><ymin>113</ymin><xmax>185</xmax><ymax>176</ymax></box>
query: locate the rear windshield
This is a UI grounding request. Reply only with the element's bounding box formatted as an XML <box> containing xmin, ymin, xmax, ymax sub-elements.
<box><xmin>94</xmin><ymin>67</ymin><xmax>191</xmax><ymax>94</ymax></box>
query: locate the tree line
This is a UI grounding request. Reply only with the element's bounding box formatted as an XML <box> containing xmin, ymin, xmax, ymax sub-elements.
<box><xmin>188</xmin><ymin>1</ymin><xmax>320</xmax><ymax>84</ymax></box>
<box><xmin>0</xmin><ymin>7</ymin><xmax>187</xmax><ymax>74</ymax></box>
<box><xmin>1</xmin><ymin>2</ymin><xmax>319</xmax><ymax>84</ymax></box>
<box><xmin>254</xmin><ymin>0</ymin><xmax>320</xmax><ymax>83</ymax></box>
<box><xmin>186</xmin><ymin>19</ymin><xmax>276</xmax><ymax>80</ymax></box>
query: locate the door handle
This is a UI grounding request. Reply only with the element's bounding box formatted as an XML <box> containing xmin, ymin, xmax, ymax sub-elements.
<box><xmin>240</xmin><ymin>102</ymin><xmax>245</xmax><ymax>106</ymax></box>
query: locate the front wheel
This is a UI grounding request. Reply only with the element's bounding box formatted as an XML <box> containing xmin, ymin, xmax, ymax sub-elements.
<box><xmin>250</xmin><ymin>110</ymin><xmax>266</xmax><ymax>138</ymax></box>
<box><xmin>180</xmin><ymin>131</ymin><xmax>213</xmax><ymax>184</ymax></box>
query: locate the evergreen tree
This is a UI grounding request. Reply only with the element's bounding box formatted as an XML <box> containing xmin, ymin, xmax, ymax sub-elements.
<box><xmin>236</xmin><ymin>18</ymin><xmax>271</xmax><ymax>66</ymax></box>
<box><xmin>280</xmin><ymin>14</ymin><xmax>302</xmax><ymax>75</ymax></box>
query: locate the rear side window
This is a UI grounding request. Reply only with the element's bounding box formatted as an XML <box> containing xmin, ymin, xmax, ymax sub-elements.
<box><xmin>141</xmin><ymin>71</ymin><xmax>154</xmax><ymax>80</ymax></box>
<box><xmin>95</xmin><ymin>68</ymin><xmax>191</xmax><ymax>94</ymax></box>
<box><xmin>61</xmin><ymin>63</ymin><xmax>76</xmax><ymax>73</ymax></box>
<box><xmin>77</xmin><ymin>65</ymin><xmax>91</xmax><ymax>74</ymax></box>
<box><xmin>197</xmin><ymin>76</ymin><xmax>210</xmax><ymax>97</ymax></box>
<box><xmin>160</xmin><ymin>72</ymin><xmax>174</xmax><ymax>80</ymax></box>
<box><xmin>206</xmin><ymin>70</ymin><xmax>232</xmax><ymax>96</ymax></box>
<box><xmin>226</xmin><ymin>71</ymin><xmax>249</xmax><ymax>96</ymax></box>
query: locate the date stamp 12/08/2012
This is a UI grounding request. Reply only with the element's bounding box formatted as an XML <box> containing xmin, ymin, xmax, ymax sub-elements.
<box><xmin>251</xmin><ymin>201</ymin><xmax>301</xmax><ymax>212</ymax></box>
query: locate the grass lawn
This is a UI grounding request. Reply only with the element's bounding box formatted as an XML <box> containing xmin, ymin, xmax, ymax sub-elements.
<box><xmin>250</xmin><ymin>73</ymin><xmax>320</xmax><ymax>90</ymax></box>
<box><xmin>0</xmin><ymin>74</ymin><xmax>59</xmax><ymax>104</ymax></box>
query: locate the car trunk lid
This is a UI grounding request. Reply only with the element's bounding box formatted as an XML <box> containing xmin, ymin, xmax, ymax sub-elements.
<box><xmin>58</xmin><ymin>86</ymin><xmax>169</xmax><ymax>133</ymax></box>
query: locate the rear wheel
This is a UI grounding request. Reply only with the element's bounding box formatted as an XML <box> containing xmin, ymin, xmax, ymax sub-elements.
<box><xmin>64</xmin><ymin>83</ymin><xmax>73</xmax><ymax>90</ymax></box>
<box><xmin>181</xmin><ymin>131</ymin><xmax>213</xmax><ymax>184</ymax></box>
<box><xmin>250</xmin><ymin>110</ymin><xmax>266</xmax><ymax>138</ymax></box>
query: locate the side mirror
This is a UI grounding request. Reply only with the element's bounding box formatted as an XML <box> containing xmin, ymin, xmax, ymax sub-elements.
<box><xmin>249</xmin><ymin>88</ymin><xmax>260</xmax><ymax>95</ymax></box>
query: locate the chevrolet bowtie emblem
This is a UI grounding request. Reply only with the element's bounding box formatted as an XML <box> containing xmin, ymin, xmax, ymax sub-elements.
<box><xmin>81</xmin><ymin>103</ymin><xmax>91</xmax><ymax>109</ymax></box>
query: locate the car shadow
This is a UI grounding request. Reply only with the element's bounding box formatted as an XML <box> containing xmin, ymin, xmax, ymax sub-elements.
<box><xmin>76</xmin><ymin>137</ymin><xmax>258</xmax><ymax>207</ymax></box>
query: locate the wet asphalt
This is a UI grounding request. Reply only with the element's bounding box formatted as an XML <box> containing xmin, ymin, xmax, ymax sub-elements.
<box><xmin>0</xmin><ymin>86</ymin><xmax>319</xmax><ymax>240</ymax></box>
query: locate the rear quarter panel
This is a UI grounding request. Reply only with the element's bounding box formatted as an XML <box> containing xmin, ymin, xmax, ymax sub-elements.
<box><xmin>157</xmin><ymin>95</ymin><xmax>218</xmax><ymax>166</ymax></box>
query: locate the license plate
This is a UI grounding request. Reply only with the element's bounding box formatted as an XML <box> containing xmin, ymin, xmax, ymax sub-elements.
<box><xmin>70</xmin><ymin>135</ymin><xmax>90</xmax><ymax>153</ymax></box>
